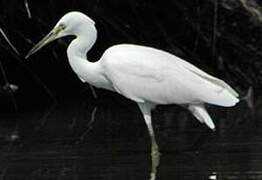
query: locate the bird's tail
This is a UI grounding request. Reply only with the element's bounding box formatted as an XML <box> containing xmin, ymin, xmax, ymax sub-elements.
<box><xmin>191</xmin><ymin>69</ymin><xmax>239</xmax><ymax>107</ymax></box>
<box><xmin>188</xmin><ymin>104</ymin><xmax>215</xmax><ymax>130</ymax></box>
<box><xmin>199</xmin><ymin>84</ymin><xmax>239</xmax><ymax>108</ymax></box>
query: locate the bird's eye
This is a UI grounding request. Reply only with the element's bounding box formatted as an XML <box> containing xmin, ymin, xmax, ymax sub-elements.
<box><xmin>60</xmin><ymin>23</ymin><xmax>66</xmax><ymax>30</ymax></box>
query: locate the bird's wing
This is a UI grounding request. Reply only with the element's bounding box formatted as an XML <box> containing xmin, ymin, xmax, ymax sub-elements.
<box><xmin>101</xmin><ymin>44</ymin><xmax>239</xmax><ymax>106</ymax></box>
<box><xmin>174</xmin><ymin>56</ymin><xmax>239</xmax><ymax>97</ymax></box>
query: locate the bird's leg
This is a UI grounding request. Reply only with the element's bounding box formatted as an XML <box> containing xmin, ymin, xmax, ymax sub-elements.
<box><xmin>138</xmin><ymin>103</ymin><xmax>160</xmax><ymax>156</ymax></box>
<box><xmin>144</xmin><ymin>113</ymin><xmax>160</xmax><ymax>156</ymax></box>
<box><xmin>138</xmin><ymin>103</ymin><xmax>160</xmax><ymax>180</ymax></box>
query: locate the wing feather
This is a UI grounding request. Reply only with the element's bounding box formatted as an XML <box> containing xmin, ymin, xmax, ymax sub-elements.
<box><xmin>101</xmin><ymin>44</ymin><xmax>239</xmax><ymax>106</ymax></box>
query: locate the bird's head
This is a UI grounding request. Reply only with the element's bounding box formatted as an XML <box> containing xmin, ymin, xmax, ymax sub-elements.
<box><xmin>26</xmin><ymin>11</ymin><xmax>96</xmax><ymax>59</ymax></box>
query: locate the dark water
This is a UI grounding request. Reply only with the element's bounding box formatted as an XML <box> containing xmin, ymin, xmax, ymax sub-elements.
<box><xmin>0</xmin><ymin>94</ymin><xmax>261</xmax><ymax>180</ymax></box>
<box><xmin>2</xmin><ymin>142</ymin><xmax>262</xmax><ymax>180</ymax></box>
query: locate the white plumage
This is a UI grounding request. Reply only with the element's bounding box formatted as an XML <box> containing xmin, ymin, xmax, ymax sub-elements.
<box><xmin>102</xmin><ymin>44</ymin><xmax>238</xmax><ymax>107</ymax></box>
<box><xmin>26</xmin><ymin>11</ymin><xmax>239</xmax><ymax>157</ymax></box>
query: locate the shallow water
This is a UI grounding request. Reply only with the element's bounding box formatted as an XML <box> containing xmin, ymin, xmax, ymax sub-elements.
<box><xmin>0</xmin><ymin>96</ymin><xmax>261</xmax><ymax>180</ymax></box>
<box><xmin>1</xmin><ymin>138</ymin><xmax>262</xmax><ymax>180</ymax></box>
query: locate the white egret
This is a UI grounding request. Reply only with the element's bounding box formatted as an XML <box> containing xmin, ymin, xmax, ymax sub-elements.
<box><xmin>26</xmin><ymin>12</ymin><xmax>239</xmax><ymax>158</ymax></box>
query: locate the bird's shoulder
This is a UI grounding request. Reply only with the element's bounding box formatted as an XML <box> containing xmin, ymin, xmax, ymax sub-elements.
<box><xmin>100</xmin><ymin>44</ymin><xmax>177</xmax><ymax>69</ymax></box>
<box><xmin>102</xmin><ymin>44</ymin><xmax>173</xmax><ymax>59</ymax></box>
<box><xmin>100</xmin><ymin>44</ymin><xmax>174</xmax><ymax>80</ymax></box>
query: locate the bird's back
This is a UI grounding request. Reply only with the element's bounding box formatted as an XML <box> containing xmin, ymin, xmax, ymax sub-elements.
<box><xmin>100</xmin><ymin>44</ymin><xmax>239</xmax><ymax>106</ymax></box>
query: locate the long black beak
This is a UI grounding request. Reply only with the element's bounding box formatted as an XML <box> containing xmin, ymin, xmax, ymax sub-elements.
<box><xmin>25</xmin><ymin>29</ymin><xmax>57</xmax><ymax>59</ymax></box>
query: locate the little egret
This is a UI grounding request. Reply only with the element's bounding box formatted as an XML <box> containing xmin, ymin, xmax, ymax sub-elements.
<box><xmin>26</xmin><ymin>12</ymin><xmax>239</xmax><ymax>157</ymax></box>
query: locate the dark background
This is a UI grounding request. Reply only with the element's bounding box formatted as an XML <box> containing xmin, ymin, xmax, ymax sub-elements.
<box><xmin>0</xmin><ymin>0</ymin><xmax>261</xmax><ymax>179</ymax></box>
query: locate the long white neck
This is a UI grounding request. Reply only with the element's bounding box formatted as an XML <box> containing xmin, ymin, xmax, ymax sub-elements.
<box><xmin>66</xmin><ymin>23</ymin><xmax>110</xmax><ymax>89</ymax></box>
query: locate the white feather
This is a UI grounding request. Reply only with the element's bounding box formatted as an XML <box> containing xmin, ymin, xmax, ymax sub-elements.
<box><xmin>101</xmin><ymin>44</ymin><xmax>239</xmax><ymax>107</ymax></box>
<box><xmin>188</xmin><ymin>104</ymin><xmax>215</xmax><ymax>130</ymax></box>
